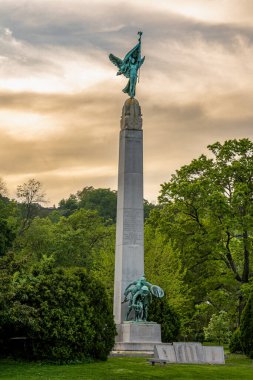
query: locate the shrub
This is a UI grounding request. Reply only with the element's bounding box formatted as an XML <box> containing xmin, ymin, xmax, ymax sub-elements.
<box><xmin>0</xmin><ymin>257</ymin><xmax>116</xmax><ymax>361</ymax></box>
<box><xmin>148</xmin><ymin>297</ymin><xmax>180</xmax><ymax>342</ymax></box>
<box><xmin>229</xmin><ymin>328</ymin><xmax>242</xmax><ymax>353</ymax></box>
<box><xmin>204</xmin><ymin>311</ymin><xmax>231</xmax><ymax>345</ymax></box>
<box><xmin>240</xmin><ymin>293</ymin><xmax>253</xmax><ymax>358</ymax></box>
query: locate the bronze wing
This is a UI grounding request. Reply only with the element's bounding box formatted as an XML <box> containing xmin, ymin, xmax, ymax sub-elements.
<box><xmin>109</xmin><ymin>53</ymin><xmax>123</xmax><ymax>69</ymax></box>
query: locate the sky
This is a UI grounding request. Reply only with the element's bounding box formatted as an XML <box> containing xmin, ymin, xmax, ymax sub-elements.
<box><xmin>0</xmin><ymin>0</ymin><xmax>253</xmax><ymax>205</ymax></box>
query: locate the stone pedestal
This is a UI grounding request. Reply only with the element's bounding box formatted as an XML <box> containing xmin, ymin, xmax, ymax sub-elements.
<box><xmin>114</xmin><ymin>322</ymin><xmax>161</xmax><ymax>352</ymax></box>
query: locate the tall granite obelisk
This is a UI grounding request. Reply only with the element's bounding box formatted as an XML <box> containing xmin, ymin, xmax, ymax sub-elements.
<box><xmin>109</xmin><ymin>32</ymin><xmax>162</xmax><ymax>352</ymax></box>
<box><xmin>113</xmin><ymin>98</ymin><xmax>144</xmax><ymax>325</ymax></box>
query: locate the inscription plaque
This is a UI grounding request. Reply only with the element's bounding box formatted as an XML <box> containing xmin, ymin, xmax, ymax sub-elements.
<box><xmin>123</xmin><ymin>209</ymin><xmax>143</xmax><ymax>245</ymax></box>
<box><xmin>154</xmin><ymin>343</ymin><xmax>225</xmax><ymax>364</ymax></box>
<box><xmin>154</xmin><ymin>344</ymin><xmax>177</xmax><ymax>363</ymax></box>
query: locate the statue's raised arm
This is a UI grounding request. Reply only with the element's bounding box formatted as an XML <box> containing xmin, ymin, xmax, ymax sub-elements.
<box><xmin>109</xmin><ymin>31</ymin><xmax>145</xmax><ymax>98</ymax></box>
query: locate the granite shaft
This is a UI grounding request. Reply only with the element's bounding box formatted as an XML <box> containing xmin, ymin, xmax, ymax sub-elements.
<box><xmin>113</xmin><ymin>100</ymin><xmax>144</xmax><ymax>324</ymax></box>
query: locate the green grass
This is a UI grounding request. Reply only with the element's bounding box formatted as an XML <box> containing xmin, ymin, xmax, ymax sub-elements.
<box><xmin>0</xmin><ymin>354</ymin><xmax>253</xmax><ymax>380</ymax></box>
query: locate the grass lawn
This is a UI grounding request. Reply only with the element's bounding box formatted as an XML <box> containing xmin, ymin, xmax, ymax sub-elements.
<box><xmin>0</xmin><ymin>354</ymin><xmax>253</xmax><ymax>380</ymax></box>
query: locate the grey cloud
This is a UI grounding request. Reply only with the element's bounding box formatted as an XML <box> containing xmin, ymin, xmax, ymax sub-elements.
<box><xmin>1</xmin><ymin>0</ymin><xmax>253</xmax><ymax>53</ymax></box>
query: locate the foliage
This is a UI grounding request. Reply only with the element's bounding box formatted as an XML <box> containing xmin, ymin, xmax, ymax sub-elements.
<box><xmin>0</xmin><ymin>178</ymin><xmax>7</xmax><ymax>196</ymax></box>
<box><xmin>0</xmin><ymin>256</ymin><xmax>116</xmax><ymax>361</ymax></box>
<box><xmin>59</xmin><ymin>186</ymin><xmax>156</xmax><ymax>223</ymax></box>
<box><xmin>144</xmin><ymin>221</ymin><xmax>193</xmax><ymax>338</ymax></box>
<box><xmin>156</xmin><ymin>139</ymin><xmax>253</xmax><ymax>331</ymax></box>
<box><xmin>240</xmin><ymin>293</ymin><xmax>253</xmax><ymax>358</ymax></box>
<box><xmin>15</xmin><ymin>209</ymin><xmax>115</xmax><ymax>270</ymax></box>
<box><xmin>58</xmin><ymin>186</ymin><xmax>117</xmax><ymax>222</ymax></box>
<box><xmin>0</xmin><ymin>195</ymin><xmax>18</xmax><ymax>256</ymax></box>
<box><xmin>203</xmin><ymin>311</ymin><xmax>232</xmax><ymax>344</ymax></box>
<box><xmin>229</xmin><ymin>328</ymin><xmax>243</xmax><ymax>353</ymax></box>
<box><xmin>148</xmin><ymin>297</ymin><xmax>180</xmax><ymax>342</ymax></box>
<box><xmin>0</xmin><ymin>220</ymin><xmax>15</xmax><ymax>256</ymax></box>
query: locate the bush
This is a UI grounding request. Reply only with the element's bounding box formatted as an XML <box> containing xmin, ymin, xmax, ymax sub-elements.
<box><xmin>240</xmin><ymin>293</ymin><xmax>253</xmax><ymax>358</ymax></box>
<box><xmin>0</xmin><ymin>257</ymin><xmax>116</xmax><ymax>361</ymax></box>
<box><xmin>148</xmin><ymin>297</ymin><xmax>180</xmax><ymax>342</ymax></box>
<box><xmin>204</xmin><ymin>311</ymin><xmax>231</xmax><ymax>345</ymax></box>
<box><xmin>229</xmin><ymin>328</ymin><xmax>242</xmax><ymax>353</ymax></box>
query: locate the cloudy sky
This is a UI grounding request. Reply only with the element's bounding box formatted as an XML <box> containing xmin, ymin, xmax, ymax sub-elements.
<box><xmin>0</xmin><ymin>0</ymin><xmax>253</xmax><ymax>205</ymax></box>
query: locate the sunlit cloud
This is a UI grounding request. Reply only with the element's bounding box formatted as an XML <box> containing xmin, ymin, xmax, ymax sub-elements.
<box><xmin>0</xmin><ymin>0</ymin><xmax>252</xmax><ymax>204</ymax></box>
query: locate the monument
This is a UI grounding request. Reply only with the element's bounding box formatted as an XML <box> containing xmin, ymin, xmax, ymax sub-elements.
<box><xmin>109</xmin><ymin>32</ymin><xmax>163</xmax><ymax>353</ymax></box>
<box><xmin>108</xmin><ymin>33</ymin><xmax>226</xmax><ymax>362</ymax></box>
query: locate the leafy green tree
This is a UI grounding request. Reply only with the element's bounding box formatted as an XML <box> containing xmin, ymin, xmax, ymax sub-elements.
<box><xmin>0</xmin><ymin>183</ymin><xmax>18</xmax><ymax>256</ymax></box>
<box><xmin>77</xmin><ymin>187</ymin><xmax>117</xmax><ymax>223</ymax></box>
<box><xmin>145</xmin><ymin>221</ymin><xmax>192</xmax><ymax>329</ymax></box>
<box><xmin>204</xmin><ymin>311</ymin><xmax>232</xmax><ymax>344</ymax></box>
<box><xmin>59</xmin><ymin>186</ymin><xmax>156</xmax><ymax>223</ymax></box>
<box><xmin>0</xmin><ymin>256</ymin><xmax>116</xmax><ymax>361</ymax></box>
<box><xmin>16</xmin><ymin>209</ymin><xmax>115</xmax><ymax>271</ymax></box>
<box><xmin>229</xmin><ymin>328</ymin><xmax>242</xmax><ymax>353</ymax></box>
<box><xmin>148</xmin><ymin>297</ymin><xmax>180</xmax><ymax>342</ymax></box>
<box><xmin>58</xmin><ymin>194</ymin><xmax>79</xmax><ymax>217</ymax></box>
<box><xmin>157</xmin><ymin>139</ymin><xmax>253</xmax><ymax>326</ymax></box>
<box><xmin>240</xmin><ymin>293</ymin><xmax>253</xmax><ymax>358</ymax></box>
<box><xmin>0</xmin><ymin>220</ymin><xmax>15</xmax><ymax>256</ymax></box>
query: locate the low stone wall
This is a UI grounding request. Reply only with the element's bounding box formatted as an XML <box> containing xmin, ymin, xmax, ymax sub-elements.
<box><xmin>154</xmin><ymin>342</ymin><xmax>225</xmax><ymax>364</ymax></box>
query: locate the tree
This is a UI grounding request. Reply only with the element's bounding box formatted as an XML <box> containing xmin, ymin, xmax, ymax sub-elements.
<box><xmin>144</xmin><ymin>220</ymin><xmax>193</xmax><ymax>338</ymax></box>
<box><xmin>16</xmin><ymin>179</ymin><xmax>46</xmax><ymax>233</ymax></box>
<box><xmin>0</xmin><ymin>220</ymin><xmax>15</xmax><ymax>256</ymax></box>
<box><xmin>15</xmin><ymin>208</ymin><xmax>115</xmax><ymax>273</ymax></box>
<box><xmin>0</xmin><ymin>181</ymin><xmax>17</xmax><ymax>255</ymax></box>
<box><xmin>229</xmin><ymin>328</ymin><xmax>242</xmax><ymax>353</ymax></box>
<box><xmin>148</xmin><ymin>297</ymin><xmax>180</xmax><ymax>342</ymax></box>
<box><xmin>204</xmin><ymin>311</ymin><xmax>232</xmax><ymax>344</ymax></box>
<box><xmin>156</xmin><ymin>139</ymin><xmax>253</xmax><ymax>328</ymax></box>
<box><xmin>59</xmin><ymin>186</ymin><xmax>156</xmax><ymax>223</ymax></box>
<box><xmin>240</xmin><ymin>293</ymin><xmax>253</xmax><ymax>358</ymax></box>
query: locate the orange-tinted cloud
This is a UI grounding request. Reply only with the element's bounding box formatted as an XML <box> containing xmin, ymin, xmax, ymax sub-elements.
<box><xmin>0</xmin><ymin>0</ymin><xmax>252</xmax><ymax>204</ymax></box>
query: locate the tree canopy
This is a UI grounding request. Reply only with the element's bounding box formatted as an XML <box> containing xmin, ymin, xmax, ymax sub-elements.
<box><xmin>147</xmin><ymin>138</ymin><xmax>253</xmax><ymax>336</ymax></box>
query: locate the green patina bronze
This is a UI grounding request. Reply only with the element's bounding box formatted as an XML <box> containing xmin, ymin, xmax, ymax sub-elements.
<box><xmin>122</xmin><ymin>276</ymin><xmax>164</xmax><ymax>322</ymax></box>
<box><xmin>109</xmin><ymin>31</ymin><xmax>145</xmax><ymax>98</ymax></box>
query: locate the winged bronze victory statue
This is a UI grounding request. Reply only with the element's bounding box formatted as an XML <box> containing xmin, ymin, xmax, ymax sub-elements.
<box><xmin>109</xmin><ymin>31</ymin><xmax>145</xmax><ymax>98</ymax></box>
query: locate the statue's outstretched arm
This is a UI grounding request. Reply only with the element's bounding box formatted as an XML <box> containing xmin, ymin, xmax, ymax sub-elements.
<box><xmin>125</xmin><ymin>281</ymin><xmax>137</xmax><ymax>291</ymax></box>
<box><xmin>139</xmin><ymin>56</ymin><xmax>145</xmax><ymax>67</ymax></box>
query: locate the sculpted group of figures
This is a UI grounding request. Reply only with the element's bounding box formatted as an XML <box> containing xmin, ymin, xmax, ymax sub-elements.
<box><xmin>122</xmin><ymin>276</ymin><xmax>164</xmax><ymax>322</ymax></box>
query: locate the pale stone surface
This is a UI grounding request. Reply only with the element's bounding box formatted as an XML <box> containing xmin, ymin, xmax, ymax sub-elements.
<box><xmin>113</xmin><ymin>99</ymin><xmax>144</xmax><ymax>325</ymax></box>
<box><xmin>113</xmin><ymin>99</ymin><xmax>162</xmax><ymax>354</ymax></box>
<box><xmin>154</xmin><ymin>343</ymin><xmax>225</xmax><ymax>364</ymax></box>
<box><xmin>114</xmin><ymin>342</ymin><xmax>157</xmax><ymax>352</ymax></box>
<box><xmin>203</xmin><ymin>346</ymin><xmax>225</xmax><ymax>364</ymax></box>
<box><xmin>121</xmin><ymin>322</ymin><xmax>161</xmax><ymax>343</ymax></box>
<box><xmin>174</xmin><ymin>342</ymin><xmax>204</xmax><ymax>363</ymax></box>
<box><xmin>154</xmin><ymin>344</ymin><xmax>177</xmax><ymax>363</ymax></box>
<box><xmin>120</xmin><ymin>98</ymin><xmax>142</xmax><ymax>130</ymax></box>
<box><xmin>114</xmin><ymin>322</ymin><xmax>162</xmax><ymax>352</ymax></box>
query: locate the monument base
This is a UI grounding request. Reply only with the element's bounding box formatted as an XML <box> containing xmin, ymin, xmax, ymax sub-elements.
<box><xmin>114</xmin><ymin>321</ymin><xmax>161</xmax><ymax>353</ymax></box>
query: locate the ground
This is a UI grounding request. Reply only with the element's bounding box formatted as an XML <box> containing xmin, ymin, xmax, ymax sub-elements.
<box><xmin>0</xmin><ymin>354</ymin><xmax>253</xmax><ymax>380</ymax></box>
